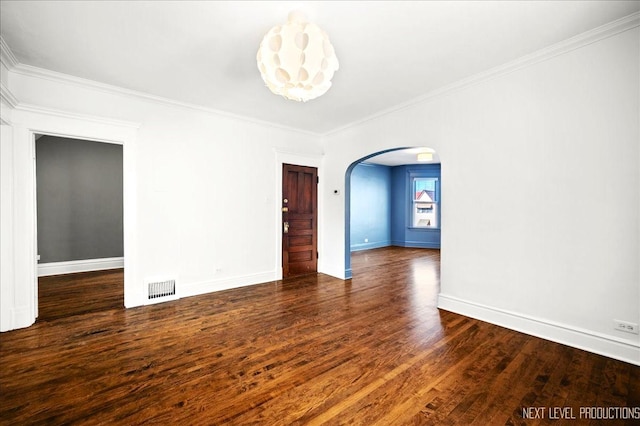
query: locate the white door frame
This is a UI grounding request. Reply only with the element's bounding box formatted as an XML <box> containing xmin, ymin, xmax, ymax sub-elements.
<box><xmin>4</xmin><ymin>106</ymin><xmax>140</xmax><ymax>330</ymax></box>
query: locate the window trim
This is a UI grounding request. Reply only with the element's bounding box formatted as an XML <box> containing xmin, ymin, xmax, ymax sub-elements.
<box><xmin>407</xmin><ymin>170</ymin><xmax>441</xmax><ymax>231</ymax></box>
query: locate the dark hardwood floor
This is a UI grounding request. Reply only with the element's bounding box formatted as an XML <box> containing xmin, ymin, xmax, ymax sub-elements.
<box><xmin>37</xmin><ymin>268</ymin><xmax>124</xmax><ymax>321</ymax></box>
<box><xmin>1</xmin><ymin>247</ymin><xmax>638</xmax><ymax>425</ymax></box>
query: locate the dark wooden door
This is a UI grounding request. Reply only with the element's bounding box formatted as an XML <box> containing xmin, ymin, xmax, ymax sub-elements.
<box><xmin>282</xmin><ymin>164</ymin><xmax>317</xmax><ymax>278</ymax></box>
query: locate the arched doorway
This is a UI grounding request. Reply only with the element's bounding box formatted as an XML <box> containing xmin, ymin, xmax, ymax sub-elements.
<box><xmin>344</xmin><ymin>147</ymin><xmax>441</xmax><ymax>278</ymax></box>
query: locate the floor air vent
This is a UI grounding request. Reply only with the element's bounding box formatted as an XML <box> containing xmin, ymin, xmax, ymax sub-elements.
<box><xmin>148</xmin><ymin>279</ymin><xmax>176</xmax><ymax>300</ymax></box>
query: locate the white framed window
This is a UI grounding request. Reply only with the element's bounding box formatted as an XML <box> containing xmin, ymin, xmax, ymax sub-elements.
<box><xmin>412</xmin><ymin>177</ymin><xmax>439</xmax><ymax>228</ymax></box>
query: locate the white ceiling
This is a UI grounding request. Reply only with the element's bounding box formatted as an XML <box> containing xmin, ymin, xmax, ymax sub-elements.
<box><xmin>1</xmin><ymin>1</ymin><xmax>638</xmax><ymax>136</ymax></box>
<box><xmin>364</xmin><ymin>148</ymin><xmax>442</xmax><ymax>167</ymax></box>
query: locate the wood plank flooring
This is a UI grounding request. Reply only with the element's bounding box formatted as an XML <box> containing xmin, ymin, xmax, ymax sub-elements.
<box><xmin>37</xmin><ymin>269</ymin><xmax>124</xmax><ymax>321</ymax></box>
<box><xmin>1</xmin><ymin>247</ymin><xmax>638</xmax><ymax>425</ymax></box>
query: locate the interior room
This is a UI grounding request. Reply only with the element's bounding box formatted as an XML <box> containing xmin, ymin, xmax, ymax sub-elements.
<box><xmin>1</xmin><ymin>1</ymin><xmax>638</xmax><ymax>424</ymax></box>
<box><xmin>35</xmin><ymin>135</ymin><xmax>124</xmax><ymax>319</ymax></box>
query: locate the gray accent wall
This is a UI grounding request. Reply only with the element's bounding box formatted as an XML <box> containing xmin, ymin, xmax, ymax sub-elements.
<box><xmin>36</xmin><ymin>136</ymin><xmax>123</xmax><ymax>263</ymax></box>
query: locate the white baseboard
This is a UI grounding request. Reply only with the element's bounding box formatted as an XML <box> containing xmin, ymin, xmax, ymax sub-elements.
<box><xmin>181</xmin><ymin>270</ymin><xmax>278</xmax><ymax>300</ymax></box>
<box><xmin>438</xmin><ymin>293</ymin><xmax>640</xmax><ymax>366</ymax></box>
<box><xmin>0</xmin><ymin>305</ymin><xmax>35</xmax><ymax>332</ymax></box>
<box><xmin>38</xmin><ymin>257</ymin><xmax>124</xmax><ymax>277</ymax></box>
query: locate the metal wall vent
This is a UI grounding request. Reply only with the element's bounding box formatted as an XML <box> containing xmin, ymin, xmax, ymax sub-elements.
<box><xmin>148</xmin><ymin>279</ymin><xmax>176</xmax><ymax>300</ymax></box>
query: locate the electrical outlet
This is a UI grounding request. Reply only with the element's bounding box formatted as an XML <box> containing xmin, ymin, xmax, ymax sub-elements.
<box><xmin>614</xmin><ymin>320</ymin><xmax>639</xmax><ymax>334</ymax></box>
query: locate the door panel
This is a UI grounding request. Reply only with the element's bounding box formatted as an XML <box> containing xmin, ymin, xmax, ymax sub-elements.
<box><xmin>282</xmin><ymin>164</ymin><xmax>317</xmax><ymax>277</ymax></box>
<box><xmin>289</xmin><ymin>235</ymin><xmax>313</xmax><ymax>246</ymax></box>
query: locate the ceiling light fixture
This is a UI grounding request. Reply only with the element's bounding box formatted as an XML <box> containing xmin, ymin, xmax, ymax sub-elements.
<box><xmin>256</xmin><ymin>11</ymin><xmax>339</xmax><ymax>102</ymax></box>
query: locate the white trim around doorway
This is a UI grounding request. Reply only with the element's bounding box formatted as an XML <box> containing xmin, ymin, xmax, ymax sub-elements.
<box><xmin>2</xmin><ymin>104</ymin><xmax>139</xmax><ymax>331</ymax></box>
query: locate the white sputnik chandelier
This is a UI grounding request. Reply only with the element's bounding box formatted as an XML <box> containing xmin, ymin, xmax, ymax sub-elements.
<box><xmin>256</xmin><ymin>11</ymin><xmax>339</xmax><ymax>102</ymax></box>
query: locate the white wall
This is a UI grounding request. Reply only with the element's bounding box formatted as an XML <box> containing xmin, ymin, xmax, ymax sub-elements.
<box><xmin>322</xmin><ymin>27</ymin><xmax>640</xmax><ymax>364</ymax></box>
<box><xmin>1</xmin><ymin>65</ymin><xmax>323</xmax><ymax>331</ymax></box>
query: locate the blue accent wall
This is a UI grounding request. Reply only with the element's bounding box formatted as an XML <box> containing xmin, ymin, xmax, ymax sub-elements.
<box><xmin>391</xmin><ymin>166</ymin><xmax>407</xmax><ymax>246</ymax></box>
<box><xmin>350</xmin><ymin>163</ymin><xmax>392</xmax><ymax>251</ymax></box>
<box><xmin>390</xmin><ymin>164</ymin><xmax>441</xmax><ymax>248</ymax></box>
<box><xmin>350</xmin><ymin>162</ymin><xmax>441</xmax><ymax>253</ymax></box>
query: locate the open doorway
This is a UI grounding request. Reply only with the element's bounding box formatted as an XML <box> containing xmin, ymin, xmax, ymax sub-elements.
<box><xmin>345</xmin><ymin>147</ymin><xmax>441</xmax><ymax>279</ymax></box>
<box><xmin>36</xmin><ymin>135</ymin><xmax>124</xmax><ymax>321</ymax></box>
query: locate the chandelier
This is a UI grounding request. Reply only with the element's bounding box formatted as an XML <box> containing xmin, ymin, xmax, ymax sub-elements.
<box><xmin>257</xmin><ymin>11</ymin><xmax>339</xmax><ymax>102</ymax></box>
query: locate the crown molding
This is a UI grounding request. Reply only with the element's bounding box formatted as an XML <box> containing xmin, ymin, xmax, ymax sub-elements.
<box><xmin>1</xmin><ymin>73</ymin><xmax>140</xmax><ymax>130</ymax></box>
<box><xmin>322</xmin><ymin>11</ymin><xmax>640</xmax><ymax>137</ymax></box>
<box><xmin>0</xmin><ymin>36</ymin><xmax>19</xmax><ymax>69</ymax></box>
<box><xmin>1</xmin><ymin>82</ymin><xmax>19</xmax><ymax>108</ymax></box>
<box><xmin>9</xmin><ymin>63</ymin><xmax>322</xmax><ymax>138</ymax></box>
<box><xmin>2</xmin><ymin>11</ymin><xmax>638</xmax><ymax>139</ymax></box>
<box><xmin>0</xmin><ymin>81</ymin><xmax>16</xmax><ymax>125</ymax></box>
